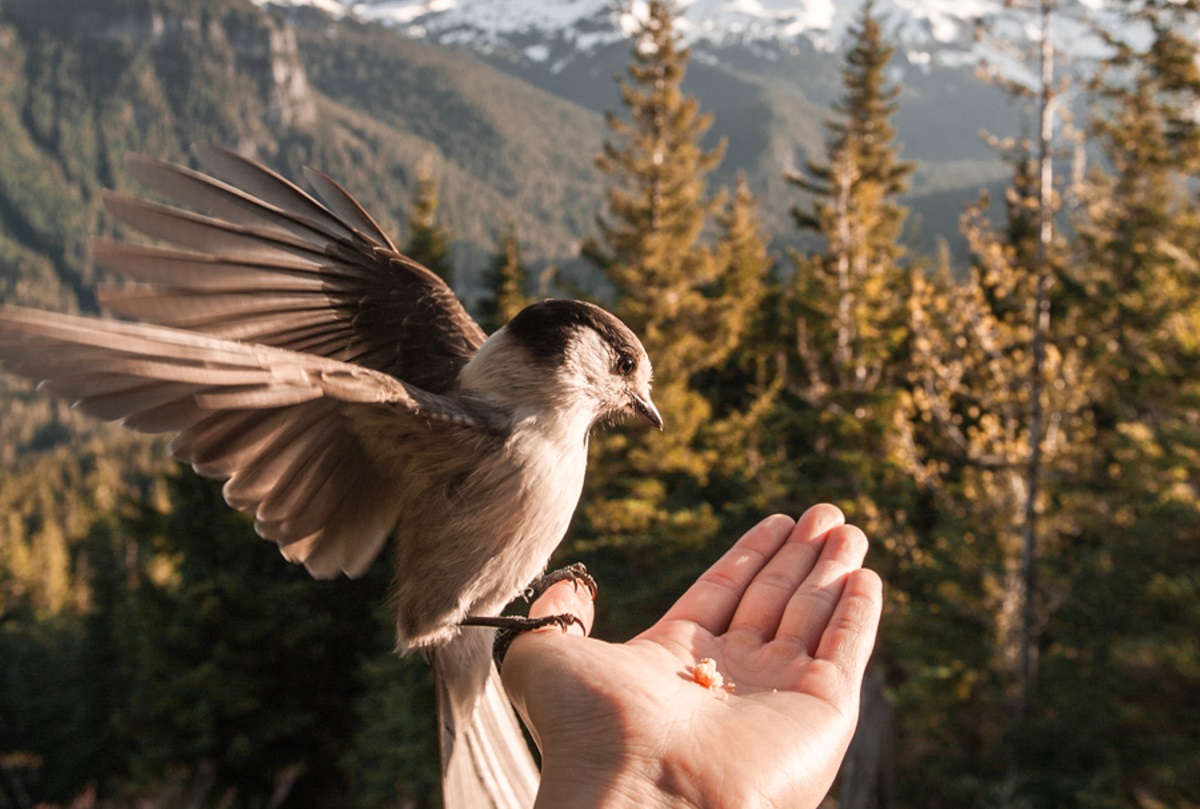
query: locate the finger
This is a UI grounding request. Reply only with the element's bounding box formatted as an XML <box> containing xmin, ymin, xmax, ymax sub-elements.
<box><xmin>726</xmin><ymin>504</ymin><xmax>847</xmax><ymax>642</ymax></box>
<box><xmin>814</xmin><ymin>568</ymin><xmax>883</xmax><ymax>690</ymax></box>
<box><xmin>527</xmin><ymin>578</ymin><xmax>595</xmax><ymax>638</ymax></box>
<box><xmin>656</xmin><ymin>513</ymin><xmax>796</xmax><ymax>636</ymax></box>
<box><xmin>501</xmin><ymin>579</ymin><xmax>595</xmax><ymax>713</ymax></box>
<box><xmin>776</xmin><ymin>522</ymin><xmax>870</xmax><ymax>654</ymax></box>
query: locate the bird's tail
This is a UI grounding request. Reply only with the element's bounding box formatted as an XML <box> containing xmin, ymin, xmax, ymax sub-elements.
<box><xmin>430</xmin><ymin>629</ymin><xmax>539</xmax><ymax>809</ymax></box>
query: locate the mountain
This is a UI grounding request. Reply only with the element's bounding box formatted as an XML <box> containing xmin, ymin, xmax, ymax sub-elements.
<box><xmin>255</xmin><ymin>0</ymin><xmax>1130</xmax><ymax>259</ymax></box>
<box><xmin>259</xmin><ymin>0</ymin><xmax>998</xmax><ymax>66</ymax></box>
<box><xmin>260</xmin><ymin>0</ymin><xmax>1115</xmax><ymax>71</ymax></box>
<box><xmin>0</xmin><ymin>0</ymin><xmax>622</xmax><ymax>465</ymax></box>
<box><xmin>0</xmin><ymin>0</ymin><xmax>613</xmax><ymax>309</ymax></box>
<box><xmin>257</xmin><ymin>0</ymin><xmax>1032</xmax><ymax>254</ymax></box>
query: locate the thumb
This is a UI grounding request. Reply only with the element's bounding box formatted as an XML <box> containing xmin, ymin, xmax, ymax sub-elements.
<box><xmin>527</xmin><ymin>578</ymin><xmax>596</xmax><ymax>638</ymax></box>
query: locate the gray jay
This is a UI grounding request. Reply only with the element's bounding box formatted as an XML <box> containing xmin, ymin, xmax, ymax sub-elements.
<box><xmin>0</xmin><ymin>145</ymin><xmax>661</xmax><ymax>809</ymax></box>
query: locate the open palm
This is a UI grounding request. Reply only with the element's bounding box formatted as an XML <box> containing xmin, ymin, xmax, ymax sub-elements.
<box><xmin>502</xmin><ymin>504</ymin><xmax>883</xmax><ymax>809</ymax></box>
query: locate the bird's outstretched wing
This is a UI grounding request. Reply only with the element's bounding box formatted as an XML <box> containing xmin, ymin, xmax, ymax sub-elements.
<box><xmin>94</xmin><ymin>144</ymin><xmax>486</xmax><ymax>393</ymax></box>
<box><xmin>0</xmin><ymin>305</ymin><xmax>500</xmax><ymax>578</ymax></box>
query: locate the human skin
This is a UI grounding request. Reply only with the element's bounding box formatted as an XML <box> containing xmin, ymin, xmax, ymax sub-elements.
<box><xmin>502</xmin><ymin>503</ymin><xmax>884</xmax><ymax>809</ymax></box>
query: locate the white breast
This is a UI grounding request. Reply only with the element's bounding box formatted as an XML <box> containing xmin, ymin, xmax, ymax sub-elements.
<box><xmin>384</xmin><ymin>407</ymin><xmax>593</xmax><ymax>650</ymax></box>
<box><xmin>465</xmin><ymin>416</ymin><xmax>590</xmax><ymax>616</ymax></box>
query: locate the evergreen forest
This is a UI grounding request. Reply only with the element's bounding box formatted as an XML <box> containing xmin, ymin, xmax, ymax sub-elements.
<box><xmin>1</xmin><ymin>0</ymin><xmax>1198</xmax><ymax>807</ymax></box>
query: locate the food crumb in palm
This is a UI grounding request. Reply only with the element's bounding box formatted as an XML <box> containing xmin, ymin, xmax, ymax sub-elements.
<box><xmin>690</xmin><ymin>658</ymin><xmax>735</xmax><ymax>699</ymax></box>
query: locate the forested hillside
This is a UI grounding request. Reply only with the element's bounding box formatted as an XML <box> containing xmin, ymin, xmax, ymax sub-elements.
<box><xmin>2</xmin><ymin>0</ymin><xmax>1199</xmax><ymax>807</ymax></box>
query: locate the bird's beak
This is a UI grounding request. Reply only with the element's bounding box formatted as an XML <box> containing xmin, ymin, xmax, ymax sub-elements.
<box><xmin>629</xmin><ymin>393</ymin><xmax>664</xmax><ymax>431</ymax></box>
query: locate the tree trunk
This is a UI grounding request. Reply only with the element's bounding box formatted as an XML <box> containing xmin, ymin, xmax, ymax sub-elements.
<box><xmin>838</xmin><ymin>667</ymin><xmax>894</xmax><ymax>809</ymax></box>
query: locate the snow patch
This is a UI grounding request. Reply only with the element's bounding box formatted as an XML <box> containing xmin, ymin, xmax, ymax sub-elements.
<box><xmin>252</xmin><ymin>0</ymin><xmax>1131</xmax><ymax>73</ymax></box>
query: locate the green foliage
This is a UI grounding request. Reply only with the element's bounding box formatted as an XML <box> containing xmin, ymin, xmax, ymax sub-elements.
<box><xmin>771</xmin><ymin>0</ymin><xmax>919</xmax><ymax>567</ymax></box>
<box><xmin>0</xmin><ymin>432</ymin><xmax>169</xmax><ymax>617</ymax></box>
<box><xmin>1039</xmin><ymin>1</ymin><xmax>1200</xmax><ymax>803</ymax></box>
<box><xmin>583</xmin><ymin>0</ymin><xmax>766</xmax><ymax>473</ymax></box>
<box><xmin>575</xmin><ymin>1</ymin><xmax>772</xmax><ymax>631</ymax></box>
<box><xmin>342</xmin><ymin>642</ymin><xmax>441</xmax><ymax>809</ymax></box>
<box><xmin>790</xmin><ymin>0</ymin><xmax>914</xmax><ymax>241</ymax></box>
<box><xmin>0</xmin><ymin>611</ymin><xmax>95</xmax><ymax>803</ymax></box>
<box><xmin>477</xmin><ymin>223</ymin><xmax>533</xmax><ymax>334</ymax></box>
<box><xmin>112</xmin><ymin>472</ymin><xmax>388</xmax><ymax>804</ymax></box>
<box><xmin>403</xmin><ymin>165</ymin><xmax>455</xmax><ymax>284</ymax></box>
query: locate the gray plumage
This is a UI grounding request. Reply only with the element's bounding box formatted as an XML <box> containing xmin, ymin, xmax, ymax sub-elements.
<box><xmin>0</xmin><ymin>145</ymin><xmax>661</xmax><ymax>809</ymax></box>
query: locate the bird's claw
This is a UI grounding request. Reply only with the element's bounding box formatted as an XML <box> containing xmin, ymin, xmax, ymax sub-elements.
<box><xmin>461</xmin><ymin>612</ymin><xmax>585</xmax><ymax>667</ymax></box>
<box><xmin>522</xmin><ymin>562</ymin><xmax>598</xmax><ymax>602</ymax></box>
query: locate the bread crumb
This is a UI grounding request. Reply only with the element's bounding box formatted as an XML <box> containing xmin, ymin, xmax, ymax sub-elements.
<box><xmin>690</xmin><ymin>658</ymin><xmax>735</xmax><ymax>699</ymax></box>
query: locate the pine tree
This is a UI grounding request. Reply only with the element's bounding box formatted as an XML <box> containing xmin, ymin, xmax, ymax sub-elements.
<box><xmin>777</xmin><ymin>0</ymin><xmax>916</xmax><ymax>527</ymax></box>
<box><xmin>777</xmin><ymin>8</ymin><xmax>917</xmax><ymax>804</ymax></box>
<box><xmin>577</xmin><ymin>0</ymin><xmax>769</xmax><ymax>619</ymax></box>
<box><xmin>477</xmin><ymin>222</ymin><xmax>531</xmax><ymax>334</ymax></box>
<box><xmin>112</xmin><ymin>472</ymin><xmax>387</xmax><ymax>804</ymax></box>
<box><xmin>1076</xmin><ymin>0</ymin><xmax>1200</xmax><ymax>422</ymax></box>
<box><xmin>790</xmin><ymin>0</ymin><xmax>913</xmax><ymax>244</ymax></box>
<box><xmin>403</xmin><ymin>161</ymin><xmax>454</xmax><ymax>284</ymax></box>
<box><xmin>697</xmin><ymin>173</ymin><xmax>779</xmax><ymax>518</ymax></box>
<box><xmin>585</xmin><ymin>0</ymin><xmax>723</xmax><ymax>480</ymax></box>
<box><xmin>1047</xmin><ymin>1</ymin><xmax>1200</xmax><ymax>800</ymax></box>
<box><xmin>920</xmin><ymin>0</ymin><xmax>1085</xmax><ymax>721</ymax></box>
<box><xmin>893</xmin><ymin>141</ymin><xmax>1099</xmax><ymax>809</ymax></box>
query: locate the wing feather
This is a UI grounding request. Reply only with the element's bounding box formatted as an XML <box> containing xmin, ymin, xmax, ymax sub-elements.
<box><xmin>124</xmin><ymin>153</ymin><xmax>360</xmax><ymax>247</ymax></box>
<box><xmin>193</xmin><ymin>143</ymin><xmax>371</xmax><ymax>246</ymax></box>
<box><xmin>2</xmin><ymin>146</ymin><xmax>504</xmax><ymax>579</ymax></box>
<box><xmin>301</xmin><ymin>165</ymin><xmax>398</xmax><ymax>251</ymax></box>
<box><xmin>92</xmin><ymin>240</ymin><xmax>324</xmax><ymax>289</ymax></box>
<box><xmin>0</xmin><ymin>306</ymin><xmax>502</xmax><ymax>578</ymax></box>
<box><xmin>223</xmin><ymin>417</ymin><xmax>339</xmax><ymax>513</ymax></box>
<box><xmin>96</xmin><ymin>146</ymin><xmax>485</xmax><ymax>390</ymax></box>
<box><xmin>102</xmin><ymin>191</ymin><xmax>329</xmax><ymax>264</ymax></box>
<box><xmin>173</xmin><ymin>409</ymin><xmax>305</xmax><ymax>475</ymax></box>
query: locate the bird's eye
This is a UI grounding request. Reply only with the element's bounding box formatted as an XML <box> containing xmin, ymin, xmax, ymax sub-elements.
<box><xmin>615</xmin><ymin>353</ymin><xmax>636</xmax><ymax>377</ymax></box>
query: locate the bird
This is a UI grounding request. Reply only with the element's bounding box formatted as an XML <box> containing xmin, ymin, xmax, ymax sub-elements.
<box><xmin>0</xmin><ymin>144</ymin><xmax>661</xmax><ymax>809</ymax></box>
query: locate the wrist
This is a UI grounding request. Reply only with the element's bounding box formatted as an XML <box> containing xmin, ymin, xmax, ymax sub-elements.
<box><xmin>535</xmin><ymin>749</ymin><xmax>694</xmax><ymax>809</ymax></box>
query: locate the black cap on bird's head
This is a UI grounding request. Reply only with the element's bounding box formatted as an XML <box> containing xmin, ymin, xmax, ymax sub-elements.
<box><xmin>505</xmin><ymin>299</ymin><xmax>662</xmax><ymax>430</ymax></box>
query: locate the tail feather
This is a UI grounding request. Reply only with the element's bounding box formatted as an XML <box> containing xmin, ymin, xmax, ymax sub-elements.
<box><xmin>432</xmin><ymin>631</ymin><xmax>539</xmax><ymax>809</ymax></box>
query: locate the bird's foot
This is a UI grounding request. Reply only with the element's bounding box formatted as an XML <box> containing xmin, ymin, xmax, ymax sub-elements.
<box><xmin>461</xmin><ymin>613</ymin><xmax>585</xmax><ymax>666</ymax></box>
<box><xmin>522</xmin><ymin>561</ymin><xmax>597</xmax><ymax>602</ymax></box>
<box><xmin>463</xmin><ymin>563</ymin><xmax>597</xmax><ymax>665</ymax></box>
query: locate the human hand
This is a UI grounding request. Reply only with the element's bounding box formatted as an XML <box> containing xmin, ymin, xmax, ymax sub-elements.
<box><xmin>501</xmin><ymin>504</ymin><xmax>883</xmax><ymax>809</ymax></box>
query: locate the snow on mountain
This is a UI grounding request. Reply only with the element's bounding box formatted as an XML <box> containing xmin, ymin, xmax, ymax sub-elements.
<box><xmin>258</xmin><ymin>0</ymin><xmax>1013</xmax><ymax>67</ymax></box>
<box><xmin>259</xmin><ymin>0</ymin><xmax>1122</xmax><ymax>97</ymax></box>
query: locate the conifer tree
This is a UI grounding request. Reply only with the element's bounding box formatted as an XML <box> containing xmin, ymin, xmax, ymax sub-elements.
<box><xmin>403</xmin><ymin>162</ymin><xmax>454</xmax><ymax>284</ymax></box>
<box><xmin>1076</xmin><ymin>0</ymin><xmax>1200</xmax><ymax>426</ymax></box>
<box><xmin>578</xmin><ymin>0</ymin><xmax>769</xmax><ymax>596</ymax></box>
<box><xmin>714</xmin><ymin>174</ymin><xmax>772</xmax><ymax>340</ymax></box>
<box><xmin>585</xmin><ymin>0</ymin><xmax>724</xmax><ymax>480</ymax></box>
<box><xmin>113</xmin><ymin>472</ymin><xmax>385</xmax><ymax>804</ymax></box>
<box><xmin>697</xmin><ymin>173</ymin><xmax>779</xmax><ymax>516</ymax></box>
<box><xmin>777</xmin><ymin>8</ymin><xmax>917</xmax><ymax>804</ymax></box>
<box><xmin>894</xmin><ymin>138</ymin><xmax>1097</xmax><ymax>808</ymax></box>
<box><xmin>790</xmin><ymin>0</ymin><xmax>913</xmax><ymax>243</ymax></box>
<box><xmin>778</xmin><ymin>0</ymin><xmax>916</xmax><ymax>523</ymax></box>
<box><xmin>477</xmin><ymin>222</ymin><xmax>531</xmax><ymax>334</ymax></box>
<box><xmin>908</xmin><ymin>0</ymin><xmax>1081</xmax><ymax>720</ymax></box>
<box><xmin>1046</xmin><ymin>1</ymin><xmax>1200</xmax><ymax>799</ymax></box>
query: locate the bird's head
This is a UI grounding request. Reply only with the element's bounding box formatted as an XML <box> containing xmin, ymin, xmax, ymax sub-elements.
<box><xmin>461</xmin><ymin>299</ymin><xmax>661</xmax><ymax>434</ymax></box>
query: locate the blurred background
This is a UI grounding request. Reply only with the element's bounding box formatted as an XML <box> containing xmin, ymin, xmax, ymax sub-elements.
<box><xmin>0</xmin><ymin>0</ymin><xmax>1196</xmax><ymax>806</ymax></box>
